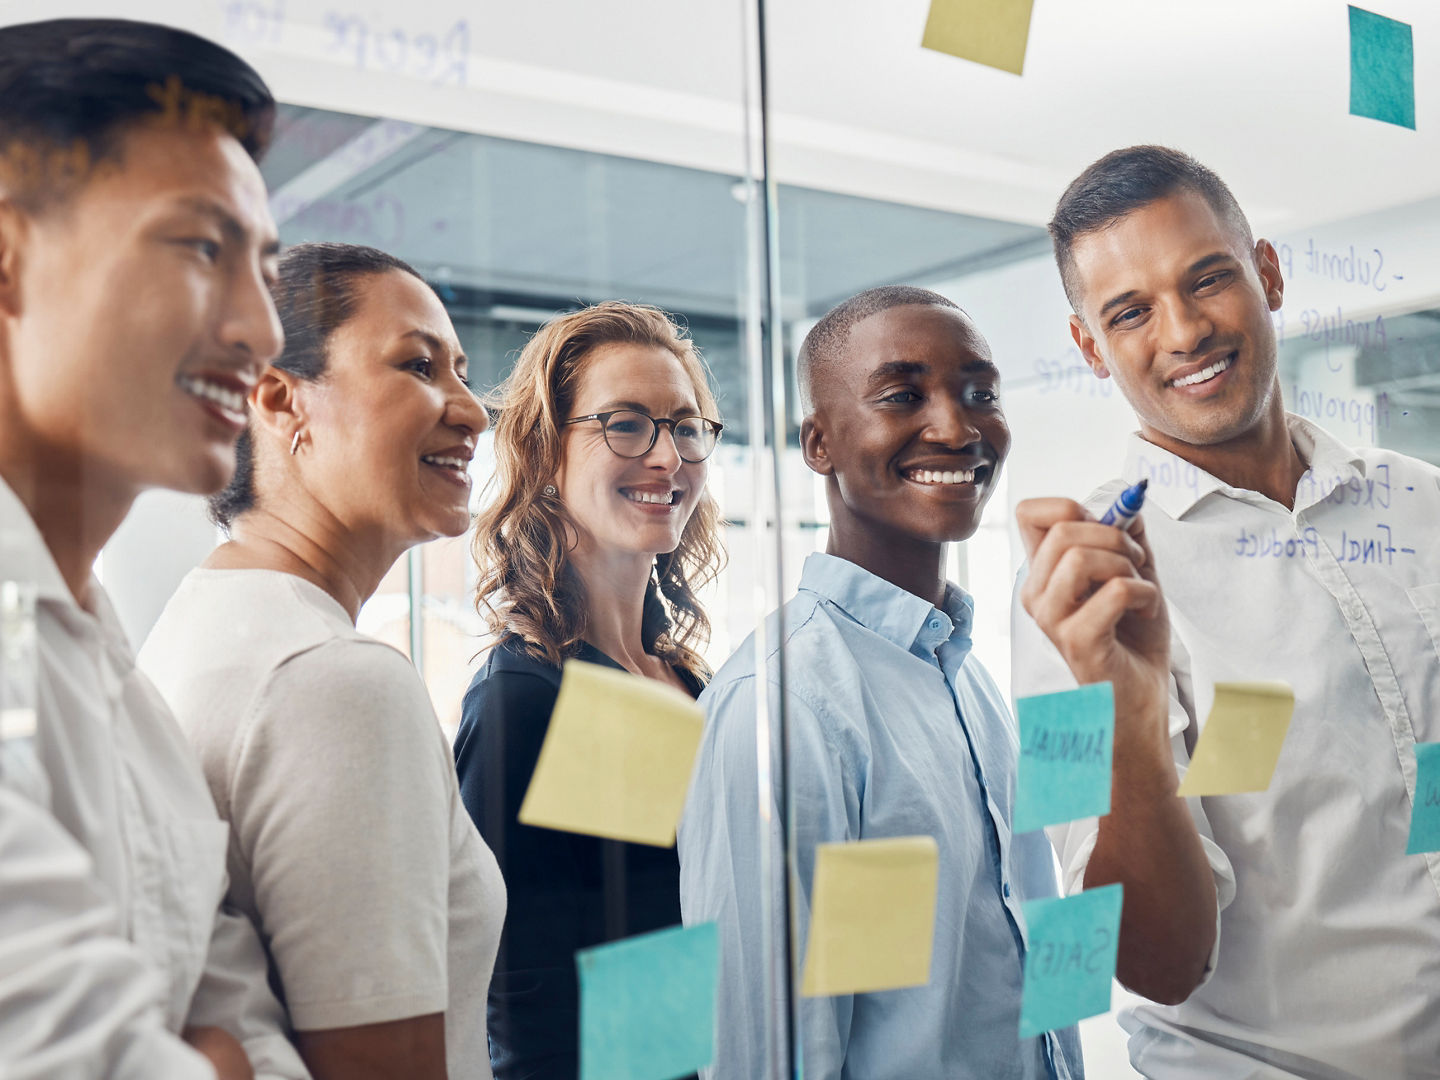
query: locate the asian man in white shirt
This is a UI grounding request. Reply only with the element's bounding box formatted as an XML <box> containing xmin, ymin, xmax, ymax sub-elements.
<box><xmin>0</xmin><ymin>18</ymin><xmax>307</xmax><ymax>1080</ymax></box>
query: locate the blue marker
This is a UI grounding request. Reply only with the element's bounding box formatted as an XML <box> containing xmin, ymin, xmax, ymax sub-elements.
<box><xmin>1099</xmin><ymin>478</ymin><xmax>1147</xmax><ymax>528</ymax></box>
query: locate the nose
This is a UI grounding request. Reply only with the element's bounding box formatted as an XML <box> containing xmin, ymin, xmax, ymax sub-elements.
<box><xmin>1156</xmin><ymin>294</ymin><xmax>1214</xmax><ymax>355</ymax></box>
<box><xmin>218</xmin><ymin>256</ymin><xmax>284</xmax><ymax>369</ymax></box>
<box><xmin>447</xmin><ymin>378</ymin><xmax>489</xmax><ymax>436</ymax></box>
<box><xmin>923</xmin><ymin>394</ymin><xmax>983</xmax><ymax>448</ymax></box>
<box><xmin>643</xmin><ymin>421</ymin><xmax>683</xmax><ymax>471</ymax></box>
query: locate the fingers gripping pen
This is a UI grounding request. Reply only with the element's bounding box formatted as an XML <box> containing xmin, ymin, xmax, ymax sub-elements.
<box><xmin>1098</xmin><ymin>478</ymin><xmax>1148</xmax><ymax>528</ymax></box>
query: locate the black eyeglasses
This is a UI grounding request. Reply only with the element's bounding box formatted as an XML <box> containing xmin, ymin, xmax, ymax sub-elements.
<box><xmin>563</xmin><ymin>409</ymin><xmax>724</xmax><ymax>463</ymax></box>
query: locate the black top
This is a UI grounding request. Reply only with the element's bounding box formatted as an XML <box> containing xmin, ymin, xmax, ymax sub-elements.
<box><xmin>454</xmin><ymin>639</ymin><xmax>702</xmax><ymax>1080</ymax></box>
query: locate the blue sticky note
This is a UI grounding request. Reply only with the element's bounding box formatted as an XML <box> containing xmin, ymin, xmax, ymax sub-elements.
<box><xmin>1349</xmin><ymin>6</ymin><xmax>1415</xmax><ymax>130</ymax></box>
<box><xmin>577</xmin><ymin>922</ymin><xmax>718</xmax><ymax>1080</ymax></box>
<box><xmin>1014</xmin><ymin>683</ymin><xmax>1115</xmax><ymax>833</ymax></box>
<box><xmin>1406</xmin><ymin>742</ymin><xmax>1440</xmax><ymax>856</ymax></box>
<box><xmin>1019</xmin><ymin>883</ymin><xmax>1123</xmax><ymax>1039</ymax></box>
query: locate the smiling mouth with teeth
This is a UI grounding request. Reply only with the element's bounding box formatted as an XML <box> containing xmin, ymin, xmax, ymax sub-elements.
<box><xmin>421</xmin><ymin>454</ymin><xmax>470</xmax><ymax>473</ymax></box>
<box><xmin>1169</xmin><ymin>353</ymin><xmax>1235</xmax><ymax>388</ymax></box>
<box><xmin>178</xmin><ymin>375</ymin><xmax>247</xmax><ymax>419</ymax></box>
<box><xmin>622</xmin><ymin>488</ymin><xmax>681</xmax><ymax>506</ymax></box>
<box><xmin>904</xmin><ymin>467</ymin><xmax>981</xmax><ymax>486</ymax></box>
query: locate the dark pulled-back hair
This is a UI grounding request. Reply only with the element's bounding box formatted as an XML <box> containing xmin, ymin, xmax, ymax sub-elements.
<box><xmin>209</xmin><ymin>242</ymin><xmax>426</xmax><ymax>529</ymax></box>
<box><xmin>1049</xmin><ymin>145</ymin><xmax>1253</xmax><ymax>313</ymax></box>
<box><xmin>0</xmin><ymin>18</ymin><xmax>275</xmax><ymax>210</ymax></box>
<box><xmin>797</xmin><ymin>285</ymin><xmax>962</xmax><ymax>412</ymax></box>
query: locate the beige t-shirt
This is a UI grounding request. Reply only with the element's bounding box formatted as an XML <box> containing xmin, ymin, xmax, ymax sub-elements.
<box><xmin>140</xmin><ymin>568</ymin><xmax>504</xmax><ymax>1079</ymax></box>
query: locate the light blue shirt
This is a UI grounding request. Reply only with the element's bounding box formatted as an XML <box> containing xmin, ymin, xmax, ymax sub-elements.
<box><xmin>679</xmin><ymin>552</ymin><xmax>1081</xmax><ymax>1080</ymax></box>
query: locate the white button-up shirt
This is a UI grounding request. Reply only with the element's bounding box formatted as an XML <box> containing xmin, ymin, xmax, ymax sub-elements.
<box><xmin>0</xmin><ymin>477</ymin><xmax>309</xmax><ymax>1079</ymax></box>
<box><xmin>1012</xmin><ymin>415</ymin><xmax>1440</xmax><ymax>1080</ymax></box>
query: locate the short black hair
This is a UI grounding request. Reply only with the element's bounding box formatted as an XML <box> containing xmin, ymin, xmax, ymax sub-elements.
<box><xmin>0</xmin><ymin>18</ymin><xmax>274</xmax><ymax>210</ymax></box>
<box><xmin>209</xmin><ymin>243</ymin><xmax>427</xmax><ymax>529</ymax></box>
<box><xmin>797</xmin><ymin>285</ymin><xmax>962</xmax><ymax>412</ymax></box>
<box><xmin>1049</xmin><ymin>145</ymin><xmax>1253</xmax><ymax>314</ymax></box>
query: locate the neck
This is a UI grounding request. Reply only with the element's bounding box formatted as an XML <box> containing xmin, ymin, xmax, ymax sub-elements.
<box><xmin>567</xmin><ymin>542</ymin><xmax>656</xmax><ymax>672</ymax></box>
<box><xmin>214</xmin><ymin>498</ymin><xmax>406</xmax><ymax>624</ymax></box>
<box><xmin>1140</xmin><ymin>392</ymin><xmax>1306</xmax><ymax>509</ymax></box>
<box><xmin>0</xmin><ymin>443</ymin><xmax>136</xmax><ymax>610</ymax></box>
<box><xmin>824</xmin><ymin>500</ymin><xmax>947</xmax><ymax>608</ymax></box>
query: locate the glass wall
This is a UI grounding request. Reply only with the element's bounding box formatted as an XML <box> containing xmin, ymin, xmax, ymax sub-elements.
<box><xmin>23</xmin><ymin>0</ymin><xmax>1439</xmax><ymax>1077</ymax></box>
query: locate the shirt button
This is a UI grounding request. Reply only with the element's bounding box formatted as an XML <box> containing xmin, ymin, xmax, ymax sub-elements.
<box><xmin>928</xmin><ymin>618</ymin><xmax>942</xmax><ymax>630</ymax></box>
<box><xmin>1003</xmin><ymin>882</ymin><xmax>1011</xmax><ymax>898</ymax></box>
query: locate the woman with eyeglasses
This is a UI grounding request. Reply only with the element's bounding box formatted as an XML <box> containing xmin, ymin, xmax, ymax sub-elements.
<box><xmin>455</xmin><ymin>301</ymin><xmax>724</xmax><ymax>1080</ymax></box>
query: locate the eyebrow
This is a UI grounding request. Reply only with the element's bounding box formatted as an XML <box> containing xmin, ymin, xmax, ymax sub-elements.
<box><xmin>1096</xmin><ymin>252</ymin><xmax>1238</xmax><ymax>321</ymax></box>
<box><xmin>401</xmin><ymin>328</ymin><xmax>467</xmax><ymax>369</ymax></box>
<box><xmin>864</xmin><ymin>357</ymin><xmax>999</xmax><ymax>389</ymax></box>
<box><xmin>173</xmin><ymin>196</ymin><xmax>281</xmax><ymax>258</ymax></box>
<box><xmin>593</xmin><ymin>399</ymin><xmax>700</xmax><ymax>418</ymax></box>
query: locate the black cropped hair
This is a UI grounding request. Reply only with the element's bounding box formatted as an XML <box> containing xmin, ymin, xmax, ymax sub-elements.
<box><xmin>0</xmin><ymin>18</ymin><xmax>274</xmax><ymax>210</ymax></box>
<box><xmin>209</xmin><ymin>243</ymin><xmax>427</xmax><ymax>530</ymax></box>
<box><xmin>1049</xmin><ymin>145</ymin><xmax>1253</xmax><ymax>315</ymax></box>
<box><xmin>797</xmin><ymin>285</ymin><xmax>962</xmax><ymax>412</ymax></box>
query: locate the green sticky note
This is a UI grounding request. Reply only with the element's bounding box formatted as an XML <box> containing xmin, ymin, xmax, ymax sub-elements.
<box><xmin>921</xmin><ymin>0</ymin><xmax>1036</xmax><ymax>76</ymax></box>
<box><xmin>1015</xmin><ymin>683</ymin><xmax>1114</xmax><ymax>833</ymax></box>
<box><xmin>1019</xmin><ymin>883</ymin><xmax>1123</xmax><ymax>1039</ymax></box>
<box><xmin>1349</xmin><ymin>6</ymin><xmax>1415</xmax><ymax>130</ymax></box>
<box><xmin>577</xmin><ymin>922</ymin><xmax>718</xmax><ymax>1080</ymax></box>
<box><xmin>1406</xmin><ymin>742</ymin><xmax>1440</xmax><ymax>856</ymax></box>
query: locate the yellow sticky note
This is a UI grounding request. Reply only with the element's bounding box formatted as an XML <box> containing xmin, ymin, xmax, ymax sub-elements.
<box><xmin>921</xmin><ymin>0</ymin><xmax>1036</xmax><ymax>76</ymax></box>
<box><xmin>518</xmin><ymin>659</ymin><xmax>703</xmax><ymax>848</ymax></box>
<box><xmin>1177</xmin><ymin>682</ymin><xmax>1295</xmax><ymax>797</ymax></box>
<box><xmin>800</xmin><ymin>836</ymin><xmax>939</xmax><ymax>997</ymax></box>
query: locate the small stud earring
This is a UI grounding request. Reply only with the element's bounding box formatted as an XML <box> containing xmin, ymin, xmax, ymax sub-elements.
<box><xmin>543</xmin><ymin>484</ymin><xmax>558</xmax><ymax>497</ymax></box>
<box><xmin>290</xmin><ymin>431</ymin><xmax>303</xmax><ymax>456</ymax></box>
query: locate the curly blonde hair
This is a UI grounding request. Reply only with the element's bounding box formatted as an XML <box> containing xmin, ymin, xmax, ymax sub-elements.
<box><xmin>472</xmin><ymin>301</ymin><xmax>725</xmax><ymax>680</ymax></box>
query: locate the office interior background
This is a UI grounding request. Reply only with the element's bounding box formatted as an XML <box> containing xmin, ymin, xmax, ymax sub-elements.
<box><xmin>11</xmin><ymin>0</ymin><xmax>1438</xmax><ymax>1073</ymax></box>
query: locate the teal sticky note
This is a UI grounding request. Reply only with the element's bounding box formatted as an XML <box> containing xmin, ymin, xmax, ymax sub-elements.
<box><xmin>1014</xmin><ymin>683</ymin><xmax>1114</xmax><ymax>833</ymax></box>
<box><xmin>1349</xmin><ymin>6</ymin><xmax>1415</xmax><ymax>130</ymax></box>
<box><xmin>577</xmin><ymin>922</ymin><xmax>718</xmax><ymax>1080</ymax></box>
<box><xmin>1406</xmin><ymin>742</ymin><xmax>1440</xmax><ymax>855</ymax></box>
<box><xmin>1019</xmin><ymin>883</ymin><xmax>1123</xmax><ymax>1039</ymax></box>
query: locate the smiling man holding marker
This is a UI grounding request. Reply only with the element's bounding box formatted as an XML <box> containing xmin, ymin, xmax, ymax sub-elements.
<box><xmin>1013</xmin><ymin>145</ymin><xmax>1440</xmax><ymax>1077</ymax></box>
<box><xmin>680</xmin><ymin>286</ymin><xmax>1082</xmax><ymax>1079</ymax></box>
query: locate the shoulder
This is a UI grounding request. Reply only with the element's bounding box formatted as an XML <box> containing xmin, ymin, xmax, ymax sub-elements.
<box><xmin>258</xmin><ymin>636</ymin><xmax>436</xmax><ymax>739</ymax></box>
<box><xmin>460</xmin><ymin>640</ymin><xmax>563</xmax><ymax>725</ymax></box>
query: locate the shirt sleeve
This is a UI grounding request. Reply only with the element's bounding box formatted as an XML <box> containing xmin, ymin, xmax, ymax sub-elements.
<box><xmin>678</xmin><ymin>673</ymin><xmax>861</xmax><ymax>1080</ymax></box>
<box><xmin>186</xmin><ymin>903</ymin><xmax>312</xmax><ymax>1080</ymax></box>
<box><xmin>228</xmin><ymin>640</ymin><xmax>453</xmax><ymax>1032</ymax></box>
<box><xmin>1008</xmin><ymin>566</ymin><xmax>1235</xmax><ymax>979</ymax></box>
<box><xmin>0</xmin><ymin>783</ymin><xmax>216</xmax><ymax>1080</ymax></box>
<box><xmin>453</xmin><ymin>665</ymin><xmax>588</xmax><ymax>1079</ymax></box>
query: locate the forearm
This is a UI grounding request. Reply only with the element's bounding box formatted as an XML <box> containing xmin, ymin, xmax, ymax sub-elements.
<box><xmin>1085</xmin><ymin>695</ymin><xmax>1216</xmax><ymax>1004</ymax></box>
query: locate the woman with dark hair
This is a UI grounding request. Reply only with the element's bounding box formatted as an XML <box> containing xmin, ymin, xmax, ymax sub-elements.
<box><xmin>140</xmin><ymin>242</ymin><xmax>505</xmax><ymax>1080</ymax></box>
<box><xmin>455</xmin><ymin>301</ymin><xmax>724</xmax><ymax>1080</ymax></box>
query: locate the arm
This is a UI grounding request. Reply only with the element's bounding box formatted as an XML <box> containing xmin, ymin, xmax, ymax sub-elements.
<box><xmin>1014</xmin><ymin>498</ymin><xmax>1217</xmax><ymax>1005</ymax></box>
<box><xmin>0</xmin><ymin>784</ymin><xmax>217</xmax><ymax>1080</ymax></box>
<box><xmin>678</xmin><ymin>675</ymin><xmax>857</xmax><ymax>1080</ymax></box>
<box><xmin>228</xmin><ymin>644</ymin><xmax>456</xmax><ymax>1080</ymax></box>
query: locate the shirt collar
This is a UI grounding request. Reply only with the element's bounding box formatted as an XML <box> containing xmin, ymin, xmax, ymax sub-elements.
<box><xmin>1121</xmin><ymin>413</ymin><xmax>1366</xmax><ymax>519</ymax></box>
<box><xmin>797</xmin><ymin>551</ymin><xmax>974</xmax><ymax>659</ymax></box>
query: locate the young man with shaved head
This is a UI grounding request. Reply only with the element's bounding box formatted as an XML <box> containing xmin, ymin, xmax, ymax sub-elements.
<box><xmin>0</xmin><ymin>18</ymin><xmax>306</xmax><ymax>1079</ymax></box>
<box><xmin>680</xmin><ymin>286</ymin><xmax>1084</xmax><ymax>1078</ymax></box>
<box><xmin>1013</xmin><ymin>145</ymin><xmax>1440</xmax><ymax>1077</ymax></box>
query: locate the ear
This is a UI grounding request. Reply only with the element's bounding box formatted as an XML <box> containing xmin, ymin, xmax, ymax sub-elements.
<box><xmin>799</xmin><ymin>412</ymin><xmax>833</xmax><ymax>476</ymax></box>
<box><xmin>1254</xmin><ymin>239</ymin><xmax>1285</xmax><ymax>312</ymax></box>
<box><xmin>249</xmin><ymin>367</ymin><xmax>303</xmax><ymax>445</ymax></box>
<box><xmin>0</xmin><ymin>199</ymin><xmax>30</xmax><ymax>320</ymax></box>
<box><xmin>1069</xmin><ymin>313</ymin><xmax>1110</xmax><ymax>379</ymax></box>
